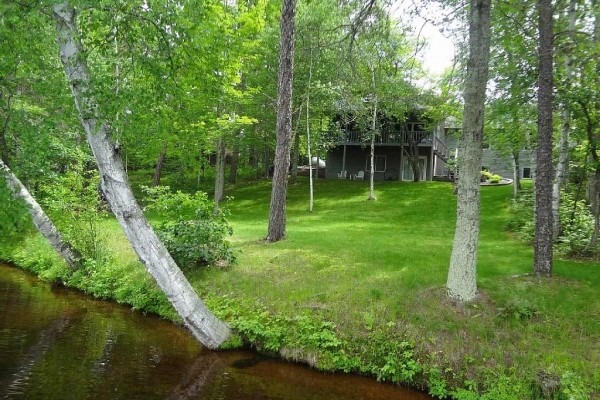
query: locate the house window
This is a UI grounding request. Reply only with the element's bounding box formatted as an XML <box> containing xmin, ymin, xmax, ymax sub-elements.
<box><xmin>523</xmin><ymin>167</ymin><xmax>531</xmax><ymax>179</ymax></box>
<box><xmin>366</xmin><ymin>155</ymin><xmax>386</xmax><ymax>172</ymax></box>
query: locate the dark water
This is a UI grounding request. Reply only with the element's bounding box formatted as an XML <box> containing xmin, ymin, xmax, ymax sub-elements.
<box><xmin>0</xmin><ymin>263</ymin><xmax>430</xmax><ymax>400</ymax></box>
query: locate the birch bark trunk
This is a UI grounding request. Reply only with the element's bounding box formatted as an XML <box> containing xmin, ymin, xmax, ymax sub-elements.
<box><xmin>290</xmin><ymin>123</ymin><xmax>300</xmax><ymax>184</ymax></box>
<box><xmin>552</xmin><ymin>0</ymin><xmax>577</xmax><ymax>240</ymax></box>
<box><xmin>586</xmin><ymin>2</ymin><xmax>600</xmax><ymax>248</ymax></box>
<box><xmin>511</xmin><ymin>150</ymin><xmax>521</xmax><ymax>199</ymax></box>
<box><xmin>306</xmin><ymin>49</ymin><xmax>314</xmax><ymax>212</ymax></box>
<box><xmin>213</xmin><ymin>137</ymin><xmax>226</xmax><ymax>215</ymax></box>
<box><xmin>0</xmin><ymin>158</ymin><xmax>81</xmax><ymax>269</ymax></box>
<box><xmin>534</xmin><ymin>0</ymin><xmax>554</xmax><ymax>277</ymax></box>
<box><xmin>51</xmin><ymin>2</ymin><xmax>230</xmax><ymax>349</ymax></box>
<box><xmin>446</xmin><ymin>0</ymin><xmax>491</xmax><ymax>302</ymax></box>
<box><xmin>266</xmin><ymin>0</ymin><xmax>296</xmax><ymax>242</ymax></box>
<box><xmin>589</xmin><ymin>171</ymin><xmax>600</xmax><ymax>248</ymax></box>
<box><xmin>368</xmin><ymin>65</ymin><xmax>377</xmax><ymax>201</ymax></box>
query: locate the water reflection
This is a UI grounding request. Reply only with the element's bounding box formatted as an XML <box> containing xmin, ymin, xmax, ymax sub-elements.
<box><xmin>0</xmin><ymin>264</ymin><xmax>429</xmax><ymax>399</ymax></box>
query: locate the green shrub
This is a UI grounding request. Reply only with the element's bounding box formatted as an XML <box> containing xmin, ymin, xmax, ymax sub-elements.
<box><xmin>142</xmin><ymin>186</ymin><xmax>236</xmax><ymax>268</ymax></box>
<box><xmin>481</xmin><ymin>170</ymin><xmax>503</xmax><ymax>183</ymax></box>
<box><xmin>556</xmin><ymin>194</ymin><xmax>596</xmax><ymax>256</ymax></box>
<box><xmin>0</xmin><ymin>180</ymin><xmax>31</xmax><ymax>242</ymax></box>
<box><xmin>507</xmin><ymin>189</ymin><xmax>535</xmax><ymax>243</ymax></box>
<box><xmin>40</xmin><ymin>165</ymin><xmax>110</xmax><ymax>266</ymax></box>
<box><xmin>507</xmin><ymin>187</ymin><xmax>598</xmax><ymax>257</ymax></box>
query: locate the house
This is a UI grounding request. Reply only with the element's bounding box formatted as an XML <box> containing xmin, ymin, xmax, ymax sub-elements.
<box><xmin>325</xmin><ymin>114</ymin><xmax>451</xmax><ymax>181</ymax></box>
<box><xmin>442</xmin><ymin>135</ymin><xmax>535</xmax><ymax>180</ymax></box>
<box><xmin>324</xmin><ymin>113</ymin><xmax>534</xmax><ymax>182</ymax></box>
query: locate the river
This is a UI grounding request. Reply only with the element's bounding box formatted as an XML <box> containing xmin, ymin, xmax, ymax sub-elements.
<box><xmin>0</xmin><ymin>263</ymin><xmax>429</xmax><ymax>399</ymax></box>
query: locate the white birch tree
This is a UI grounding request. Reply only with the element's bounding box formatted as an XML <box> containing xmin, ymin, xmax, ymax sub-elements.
<box><xmin>0</xmin><ymin>158</ymin><xmax>81</xmax><ymax>270</ymax></box>
<box><xmin>51</xmin><ymin>2</ymin><xmax>230</xmax><ymax>349</ymax></box>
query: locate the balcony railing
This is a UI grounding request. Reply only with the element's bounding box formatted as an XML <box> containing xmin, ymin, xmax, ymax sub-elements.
<box><xmin>339</xmin><ymin>130</ymin><xmax>433</xmax><ymax>145</ymax></box>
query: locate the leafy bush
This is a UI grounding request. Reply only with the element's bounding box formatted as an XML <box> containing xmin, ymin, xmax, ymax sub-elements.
<box><xmin>481</xmin><ymin>170</ymin><xmax>503</xmax><ymax>183</ymax></box>
<box><xmin>506</xmin><ymin>189</ymin><xmax>535</xmax><ymax>243</ymax></box>
<box><xmin>0</xmin><ymin>179</ymin><xmax>31</xmax><ymax>241</ymax></box>
<box><xmin>40</xmin><ymin>165</ymin><xmax>110</xmax><ymax>265</ymax></box>
<box><xmin>142</xmin><ymin>186</ymin><xmax>236</xmax><ymax>268</ymax></box>
<box><xmin>556</xmin><ymin>194</ymin><xmax>596</xmax><ymax>256</ymax></box>
<box><xmin>507</xmin><ymin>187</ymin><xmax>598</xmax><ymax>257</ymax></box>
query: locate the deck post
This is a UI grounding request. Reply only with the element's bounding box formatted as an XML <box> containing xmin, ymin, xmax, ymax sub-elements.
<box><xmin>399</xmin><ymin>145</ymin><xmax>403</xmax><ymax>181</ymax></box>
<box><xmin>342</xmin><ymin>144</ymin><xmax>347</xmax><ymax>177</ymax></box>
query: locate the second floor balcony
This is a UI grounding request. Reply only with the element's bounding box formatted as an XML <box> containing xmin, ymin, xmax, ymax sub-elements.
<box><xmin>338</xmin><ymin>130</ymin><xmax>434</xmax><ymax>146</ymax></box>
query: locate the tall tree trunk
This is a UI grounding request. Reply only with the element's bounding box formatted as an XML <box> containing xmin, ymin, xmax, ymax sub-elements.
<box><xmin>153</xmin><ymin>142</ymin><xmax>167</xmax><ymax>187</ymax></box>
<box><xmin>306</xmin><ymin>49</ymin><xmax>314</xmax><ymax>212</ymax></box>
<box><xmin>368</xmin><ymin>124</ymin><xmax>376</xmax><ymax>200</ymax></box>
<box><xmin>266</xmin><ymin>0</ymin><xmax>296</xmax><ymax>242</ymax></box>
<box><xmin>511</xmin><ymin>149</ymin><xmax>521</xmax><ymax>199</ymax></box>
<box><xmin>552</xmin><ymin>0</ymin><xmax>577</xmax><ymax>240</ymax></box>
<box><xmin>290</xmin><ymin>112</ymin><xmax>301</xmax><ymax>184</ymax></box>
<box><xmin>213</xmin><ymin>138</ymin><xmax>226</xmax><ymax>215</ymax></box>
<box><xmin>589</xmin><ymin>171</ymin><xmax>600</xmax><ymax>248</ymax></box>
<box><xmin>0</xmin><ymin>114</ymin><xmax>10</xmax><ymax>167</ymax></box>
<box><xmin>586</xmin><ymin>1</ymin><xmax>600</xmax><ymax>248</ymax></box>
<box><xmin>446</xmin><ymin>0</ymin><xmax>491</xmax><ymax>303</ymax></box>
<box><xmin>228</xmin><ymin>143</ymin><xmax>240</xmax><ymax>185</ymax></box>
<box><xmin>0</xmin><ymin>158</ymin><xmax>81</xmax><ymax>269</ymax></box>
<box><xmin>552</xmin><ymin>108</ymin><xmax>570</xmax><ymax>238</ymax></box>
<box><xmin>52</xmin><ymin>2</ymin><xmax>230</xmax><ymax>349</ymax></box>
<box><xmin>368</xmin><ymin>65</ymin><xmax>378</xmax><ymax>200</ymax></box>
<box><xmin>534</xmin><ymin>0</ymin><xmax>554</xmax><ymax>277</ymax></box>
<box><xmin>264</xmin><ymin>148</ymin><xmax>271</xmax><ymax>179</ymax></box>
<box><xmin>306</xmin><ymin>101</ymin><xmax>314</xmax><ymax>212</ymax></box>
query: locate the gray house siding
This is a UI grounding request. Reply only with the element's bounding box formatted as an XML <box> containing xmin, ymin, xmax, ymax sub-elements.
<box><xmin>441</xmin><ymin>136</ymin><xmax>534</xmax><ymax>178</ymax></box>
<box><xmin>482</xmin><ymin>149</ymin><xmax>534</xmax><ymax>179</ymax></box>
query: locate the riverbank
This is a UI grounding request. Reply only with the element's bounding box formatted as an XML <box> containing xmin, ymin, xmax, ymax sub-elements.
<box><xmin>2</xmin><ymin>179</ymin><xmax>599</xmax><ymax>399</ymax></box>
<box><xmin>0</xmin><ymin>262</ymin><xmax>429</xmax><ymax>400</ymax></box>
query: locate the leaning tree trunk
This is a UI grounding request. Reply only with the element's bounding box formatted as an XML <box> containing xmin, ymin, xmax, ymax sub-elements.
<box><xmin>266</xmin><ymin>0</ymin><xmax>296</xmax><ymax>242</ymax></box>
<box><xmin>213</xmin><ymin>137</ymin><xmax>226</xmax><ymax>215</ymax></box>
<box><xmin>0</xmin><ymin>158</ymin><xmax>81</xmax><ymax>269</ymax></box>
<box><xmin>153</xmin><ymin>142</ymin><xmax>167</xmax><ymax>187</ymax></box>
<box><xmin>534</xmin><ymin>0</ymin><xmax>554</xmax><ymax>277</ymax></box>
<box><xmin>51</xmin><ymin>2</ymin><xmax>230</xmax><ymax>349</ymax></box>
<box><xmin>446</xmin><ymin>0</ymin><xmax>491</xmax><ymax>303</ymax></box>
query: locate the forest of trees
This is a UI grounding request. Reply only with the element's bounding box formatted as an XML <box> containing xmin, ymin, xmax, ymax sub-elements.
<box><xmin>0</xmin><ymin>0</ymin><xmax>598</xmax><ymax>356</ymax></box>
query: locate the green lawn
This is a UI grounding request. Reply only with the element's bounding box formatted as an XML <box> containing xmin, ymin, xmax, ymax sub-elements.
<box><xmin>4</xmin><ymin>177</ymin><xmax>599</xmax><ymax>399</ymax></box>
<box><xmin>208</xmin><ymin>178</ymin><xmax>599</xmax><ymax>398</ymax></box>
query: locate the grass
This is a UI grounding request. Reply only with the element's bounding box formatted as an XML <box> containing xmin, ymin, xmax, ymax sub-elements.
<box><xmin>3</xmin><ymin>177</ymin><xmax>599</xmax><ymax>399</ymax></box>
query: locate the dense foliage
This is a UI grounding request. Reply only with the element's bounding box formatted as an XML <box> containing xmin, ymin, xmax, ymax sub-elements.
<box><xmin>143</xmin><ymin>186</ymin><xmax>236</xmax><ymax>268</ymax></box>
<box><xmin>508</xmin><ymin>186</ymin><xmax>598</xmax><ymax>257</ymax></box>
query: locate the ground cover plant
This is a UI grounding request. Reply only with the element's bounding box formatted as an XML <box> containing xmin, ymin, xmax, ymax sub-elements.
<box><xmin>1</xmin><ymin>178</ymin><xmax>599</xmax><ymax>399</ymax></box>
